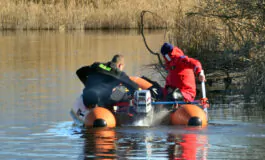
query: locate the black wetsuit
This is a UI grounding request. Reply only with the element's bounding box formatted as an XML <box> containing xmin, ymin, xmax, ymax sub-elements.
<box><xmin>76</xmin><ymin>62</ymin><xmax>139</xmax><ymax>107</ymax></box>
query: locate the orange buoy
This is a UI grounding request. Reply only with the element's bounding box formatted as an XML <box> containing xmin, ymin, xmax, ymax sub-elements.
<box><xmin>171</xmin><ymin>104</ymin><xmax>208</xmax><ymax>127</ymax></box>
<box><xmin>129</xmin><ymin>76</ymin><xmax>153</xmax><ymax>89</ymax></box>
<box><xmin>85</xmin><ymin>107</ymin><xmax>116</xmax><ymax>128</ymax></box>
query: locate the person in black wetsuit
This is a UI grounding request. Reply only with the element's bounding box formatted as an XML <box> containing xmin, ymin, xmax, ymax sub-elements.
<box><xmin>76</xmin><ymin>54</ymin><xmax>139</xmax><ymax>108</ymax></box>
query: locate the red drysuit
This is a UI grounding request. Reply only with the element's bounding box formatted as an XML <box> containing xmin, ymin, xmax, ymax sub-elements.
<box><xmin>163</xmin><ymin>47</ymin><xmax>202</xmax><ymax>102</ymax></box>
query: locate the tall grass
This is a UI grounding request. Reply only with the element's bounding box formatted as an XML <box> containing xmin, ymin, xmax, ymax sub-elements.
<box><xmin>0</xmin><ymin>0</ymin><xmax>197</xmax><ymax>30</ymax></box>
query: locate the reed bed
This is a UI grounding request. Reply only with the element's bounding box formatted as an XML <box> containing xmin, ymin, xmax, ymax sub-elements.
<box><xmin>0</xmin><ymin>0</ymin><xmax>197</xmax><ymax>30</ymax></box>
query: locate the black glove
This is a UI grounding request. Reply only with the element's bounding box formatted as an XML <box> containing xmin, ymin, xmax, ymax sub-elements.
<box><xmin>141</xmin><ymin>76</ymin><xmax>163</xmax><ymax>101</ymax></box>
<box><xmin>166</xmin><ymin>88</ymin><xmax>183</xmax><ymax>101</ymax></box>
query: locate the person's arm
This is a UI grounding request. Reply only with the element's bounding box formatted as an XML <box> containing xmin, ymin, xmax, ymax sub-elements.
<box><xmin>177</xmin><ymin>56</ymin><xmax>206</xmax><ymax>81</ymax></box>
<box><xmin>76</xmin><ymin>66</ymin><xmax>91</xmax><ymax>85</ymax></box>
<box><xmin>176</xmin><ymin>55</ymin><xmax>202</xmax><ymax>73</ymax></box>
<box><xmin>119</xmin><ymin>72</ymin><xmax>139</xmax><ymax>92</ymax></box>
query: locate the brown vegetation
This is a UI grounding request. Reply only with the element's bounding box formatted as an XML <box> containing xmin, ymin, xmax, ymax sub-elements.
<box><xmin>244</xmin><ymin>46</ymin><xmax>265</xmax><ymax>107</ymax></box>
<box><xmin>165</xmin><ymin>0</ymin><xmax>264</xmax><ymax>106</ymax></box>
<box><xmin>0</xmin><ymin>0</ymin><xmax>196</xmax><ymax>30</ymax></box>
<box><xmin>138</xmin><ymin>1</ymin><xmax>264</xmax><ymax>106</ymax></box>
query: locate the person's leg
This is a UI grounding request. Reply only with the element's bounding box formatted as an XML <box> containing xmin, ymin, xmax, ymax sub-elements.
<box><xmin>166</xmin><ymin>88</ymin><xmax>184</xmax><ymax>101</ymax></box>
<box><xmin>180</xmin><ymin>91</ymin><xmax>195</xmax><ymax>102</ymax></box>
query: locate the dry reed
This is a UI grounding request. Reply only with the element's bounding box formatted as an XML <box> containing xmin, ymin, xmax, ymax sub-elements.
<box><xmin>0</xmin><ymin>0</ymin><xmax>197</xmax><ymax>30</ymax></box>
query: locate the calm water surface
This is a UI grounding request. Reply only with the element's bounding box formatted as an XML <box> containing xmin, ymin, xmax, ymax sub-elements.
<box><xmin>0</xmin><ymin>30</ymin><xmax>264</xmax><ymax>160</ymax></box>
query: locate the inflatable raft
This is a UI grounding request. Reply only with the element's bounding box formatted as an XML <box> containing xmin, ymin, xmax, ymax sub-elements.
<box><xmin>70</xmin><ymin>76</ymin><xmax>208</xmax><ymax>128</ymax></box>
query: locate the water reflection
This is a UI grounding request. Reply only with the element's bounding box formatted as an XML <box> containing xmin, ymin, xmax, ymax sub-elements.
<box><xmin>81</xmin><ymin>128</ymin><xmax>117</xmax><ymax>159</ymax></box>
<box><xmin>167</xmin><ymin>128</ymin><xmax>209</xmax><ymax>160</ymax></box>
<box><xmin>79</xmin><ymin>127</ymin><xmax>210</xmax><ymax>159</ymax></box>
<box><xmin>209</xmin><ymin>106</ymin><xmax>265</xmax><ymax>123</ymax></box>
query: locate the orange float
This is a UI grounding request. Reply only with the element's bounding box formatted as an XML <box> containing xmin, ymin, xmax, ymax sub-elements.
<box><xmin>84</xmin><ymin>107</ymin><xmax>116</xmax><ymax>128</ymax></box>
<box><xmin>170</xmin><ymin>104</ymin><xmax>208</xmax><ymax>127</ymax></box>
<box><xmin>129</xmin><ymin>76</ymin><xmax>152</xmax><ymax>89</ymax></box>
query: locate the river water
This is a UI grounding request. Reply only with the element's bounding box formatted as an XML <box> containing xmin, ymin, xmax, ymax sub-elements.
<box><xmin>0</xmin><ymin>30</ymin><xmax>264</xmax><ymax>160</ymax></box>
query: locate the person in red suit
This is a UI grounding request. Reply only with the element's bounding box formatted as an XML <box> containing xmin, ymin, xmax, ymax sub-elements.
<box><xmin>160</xmin><ymin>42</ymin><xmax>206</xmax><ymax>102</ymax></box>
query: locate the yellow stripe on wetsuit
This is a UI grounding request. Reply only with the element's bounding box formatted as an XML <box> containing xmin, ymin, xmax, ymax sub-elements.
<box><xmin>99</xmin><ymin>64</ymin><xmax>112</xmax><ymax>71</ymax></box>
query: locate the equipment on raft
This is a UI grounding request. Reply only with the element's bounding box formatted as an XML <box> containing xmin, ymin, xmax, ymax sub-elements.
<box><xmin>70</xmin><ymin>76</ymin><xmax>209</xmax><ymax>128</ymax></box>
<box><xmin>133</xmin><ymin>90</ymin><xmax>152</xmax><ymax>114</ymax></box>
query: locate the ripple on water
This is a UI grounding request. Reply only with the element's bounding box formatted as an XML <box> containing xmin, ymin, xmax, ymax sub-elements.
<box><xmin>0</xmin><ymin>121</ymin><xmax>85</xmax><ymax>160</ymax></box>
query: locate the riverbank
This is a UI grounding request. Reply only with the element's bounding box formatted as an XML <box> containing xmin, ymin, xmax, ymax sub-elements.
<box><xmin>0</xmin><ymin>0</ymin><xmax>197</xmax><ymax>30</ymax></box>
